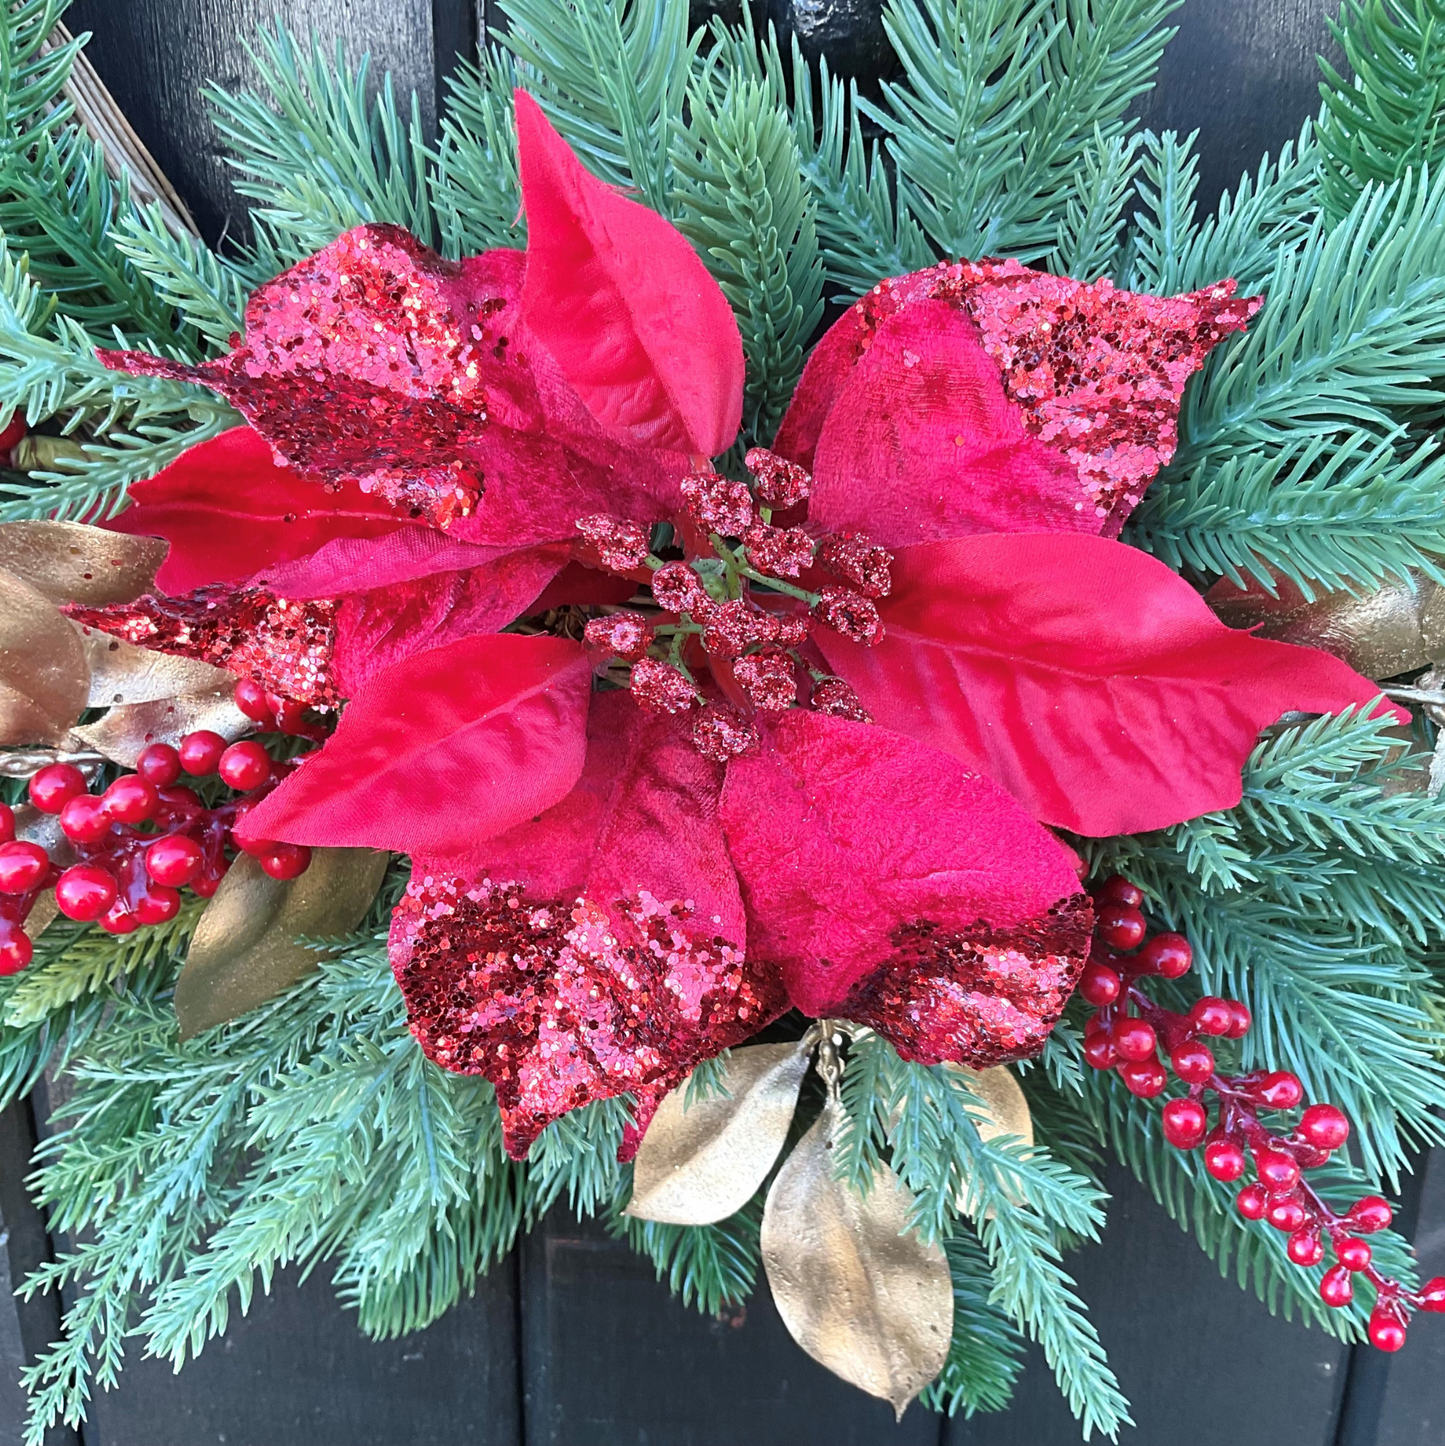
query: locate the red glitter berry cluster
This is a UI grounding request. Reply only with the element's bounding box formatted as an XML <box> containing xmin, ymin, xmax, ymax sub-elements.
<box><xmin>0</xmin><ymin>730</ymin><xmax>310</xmax><ymax>975</ymax></box>
<box><xmin>577</xmin><ymin>450</ymin><xmax>888</xmax><ymax>761</ymax></box>
<box><xmin>1080</xmin><ymin>875</ymin><xmax>1445</xmax><ymax>1350</ymax></box>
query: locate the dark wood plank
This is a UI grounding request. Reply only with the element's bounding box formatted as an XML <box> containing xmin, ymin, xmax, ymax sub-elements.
<box><xmin>520</xmin><ymin>1210</ymin><xmax>942</xmax><ymax>1446</ymax></box>
<box><xmin>66</xmin><ymin>0</ymin><xmax>445</xmax><ymax>244</ymax></box>
<box><xmin>73</xmin><ymin>1257</ymin><xmax>521</xmax><ymax>1446</ymax></box>
<box><xmin>946</xmin><ymin>1159</ymin><xmax>1351</xmax><ymax>1446</ymax></box>
<box><xmin>0</xmin><ymin>1097</ymin><xmax>79</xmax><ymax>1446</ymax></box>
<box><xmin>1133</xmin><ymin>0</ymin><xmax>1343</xmax><ymax>209</ymax></box>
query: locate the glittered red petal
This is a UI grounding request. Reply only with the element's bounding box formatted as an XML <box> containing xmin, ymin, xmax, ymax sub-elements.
<box><xmin>105</xmin><ymin>426</ymin><xmax>409</xmax><ymax>593</ymax></box>
<box><xmin>778</xmin><ymin>260</ymin><xmax>1259</xmax><ymax>541</ymax></box>
<box><xmin>719</xmin><ymin>709</ymin><xmax>1085</xmax><ymax>1019</ymax></box>
<box><xmin>816</xmin><ymin>534</ymin><xmax>1404</xmax><ymax>837</ymax></box>
<box><xmin>235</xmin><ymin>632</ymin><xmax>593</xmax><ymax>857</ymax></box>
<box><xmin>515</xmin><ymin>90</ymin><xmax>744</xmax><ymax>456</ymax></box>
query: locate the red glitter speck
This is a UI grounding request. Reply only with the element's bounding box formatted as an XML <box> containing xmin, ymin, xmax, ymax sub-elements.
<box><xmin>702</xmin><ymin>599</ymin><xmax>780</xmax><ymax>659</ymax></box>
<box><xmin>744</xmin><ymin>522</ymin><xmax>815</xmax><ymax>580</ymax></box>
<box><xmin>744</xmin><ymin>446</ymin><xmax>811</xmax><ymax>509</ymax></box>
<box><xmin>732</xmin><ymin>648</ymin><xmax>797</xmax><ymax>712</ymax></box>
<box><xmin>692</xmin><ymin>705</ymin><xmax>760</xmax><ymax>761</ymax></box>
<box><xmin>680</xmin><ymin>469</ymin><xmax>754</xmax><ymax>537</ymax></box>
<box><xmin>816</xmin><ymin>531</ymin><xmax>893</xmax><ymax>598</ymax></box>
<box><xmin>809</xmin><ymin>676</ymin><xmax>871</xmax><ymax>723</ymax></box>
<box><xmin>575</xmin><ymin>514</ymin><xmax>651</xmax><ymax>572</ymax></box>
<box><xmin>629</xmin><ymin>658</ymin><xmax>698</xmax><ymax>714</ymax></box>
<box><xmin>650</xmin><ymin>561</ymin><xmax>711</xmax><ymax>616</ymax></box>
<box><xmin>812</xmin><ymin>586</ymin><xmax>883</xmax><ymax>645</ymax></box>
<box><xmin>583</xmin><ymin>611</ymin><xmax>653</xmax><ymax>662</ymax></box>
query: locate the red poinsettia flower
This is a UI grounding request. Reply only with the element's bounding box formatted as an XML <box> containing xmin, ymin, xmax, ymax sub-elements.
<box><xmin>93</xmin><ymin>94</ymin><xmax>1397</xmax><ymax>1158</ymax></box>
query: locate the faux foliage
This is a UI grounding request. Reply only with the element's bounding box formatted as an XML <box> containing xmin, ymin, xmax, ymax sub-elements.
<box><xmin>2</xmin><ymin>2</ymin><xmax>1445</xmax><ymax>1443</ymax></box>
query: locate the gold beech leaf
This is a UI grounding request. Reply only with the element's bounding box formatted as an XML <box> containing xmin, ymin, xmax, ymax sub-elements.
<box><xmin>73</xmin><ymin>688</ymin><xmax>251</xmax><ymax>768</ymax></box>
<box><xmin>73</xmin><ymin>624</ymin><xmax>235</xmax><ymax>708</ymax></box>
<box><xmin>1206</xmin><ymin>569</ymin><xmax>1445</xmax><ymax>681</ymax></box>
<box><xmin>13</xmin><ymin>803</ymin><xmax>75</xmax><ymax>870</ymax></box>
<box><xmin>0</xmin><ymin>520</ymin><xmax>166</xmax><ymax>605</ymax></box>
<box><xmin>0</xmin><ymin>567</ymin><xmax>90</xmax><ymax>745</ymax></box>
<box><xmin>761</xmin><ymin>1094</ymin><xmax>952</xmax><ymax>1419</ymax></box>
<box><xmin>175</xmin><ymin>848</ymin><xmax>389</xmax><ymax>1038</ymax></box>
<box><xmin>627</xmin><ymin>1041</ymin><xmax>812</xmax><ymax>1225</ymax></box>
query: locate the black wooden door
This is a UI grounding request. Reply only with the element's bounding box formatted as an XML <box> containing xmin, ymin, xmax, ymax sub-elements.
<box><xmin>3</xmin><ymin>3</ymin><xmax>1445</xmax><ymax>1443</ymax></box>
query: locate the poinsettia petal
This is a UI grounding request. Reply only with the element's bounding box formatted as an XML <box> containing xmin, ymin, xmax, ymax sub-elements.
<box><xmin>332</xmin><ymin>544</ymin><xmax>569</xmax><ymax>693</ymax></box>
<box><xmin>477</xmin><ymin>690</ymin><xmax>746</xmax><ymax>943</ymax></box>
<box><xmin>782</xmin><ymin>260</ymin><xmax>1259</xmax><ymax>541</ymax></box>
<box><xmin>106</xmin><ymin>426</ymin><xmax>409</xmax><ymax>593</ymax></box>
<box><xmin>389</xmin><ymin>862</ymin><xmax>785</xmax><ymax>1159</ymax></box>
<box><xmin>235</xmin><ymin>633</ymin><xmax>592</xmax><ymax>857</ymax></box>
<box><xmin>528</xmin><ymin>561</ymin><xmax>639</xmax><ymax>612</ymax></box>
<box><xmin>720</xmin><ymin>709</ymin><xmax>1086</xmax><ymax>1022</ymax></box>
<box><xmin>807</xmin><ymin>298</ymin><xmax>1090</xmax><ymax>547</ymax></box>
<box><xmin>102</xmin><ymin>229</ymin><xmax>686</xmax><ymax>538</ymax></box>
<box><xmin>815</xmin><ymin>534</ymin><xmax>1404</xmax><ymax>836</ymax></box>
<box><xmin>515</xmin><ymin>90</ymin><xmax>744</xmax><ymax>456</ymax></box>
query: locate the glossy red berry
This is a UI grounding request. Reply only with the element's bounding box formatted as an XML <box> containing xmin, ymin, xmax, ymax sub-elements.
<box><xmin>1418</xmin><ymin>1277</ymin><xmax>1445</xmax><ymax>1312</ymax></box>
<box><xmin>1237</xmin><ymin>1183</ymin><xmax>1269</xmax><ymax>1220</ymax></box>
<box><xmin>1118</xmin><ymin>1057</ymin><xmax>1167</xmax><ymax>1098</ymax></box>
<box><xmin>1113</xmin><ymin>1017</ymin><xmax>1157</xmax><ymax>1062</ymax></box>
<box><xmin>98</xmin><ymin>902</ymin><xmax>140</xmax><ymax>935</ymax></box>
<box><xmin>1255</xmin><ymin>1071</ymin><xmax>1304</xmax><ymax>1110</ymax></box>
<box><xmin>1369</xmin><ymin>1310</ymin><xmax>1407</xmax><ymax>1352</ymax></box>
<box><xmin>1320</xmin><ymin>1265</ymin><xmax>1354</xmax><ymax>1308</ymax></box>
<box><xmin>1137</xmin><ymin>932</ymin><xmax>1192</xmax><ymax>979</ymax></box>
<box><xmin>218</xmin><ymin>740</ymin><xmax>272</xmax><ymax>791</ymax></box>
<box><xmin>1078</xmin><ymin>961</ymin><xmax>1121</xmax><ymax>1007</ymax></box>
<box><xmin>1097</xmin><ymin>904</ymin><xmax>1146</xmax><ymax>951</ymax></box>
<box><xmin>191</xmin><ymin>870</ymin><xmax>221</xmax><ymax>898</ymax></box>
<box><xmin>134</xmin><ymin>886</ymin><xmax>182</xmax><ymax>926</ymax></box>
<box><xmin>234</xmin><ymin>678</ymin><xmax>278</xmax><ymax>727</ymax></box>
<box><xmin>0</xmin><ymin>920</ymin><xmax>32</xmax><ymax>975</ymax></box>
<box><xmin>1190</xmin><ymin>997</ymin><xmax>1234</xmax><ymax>1036</ymax></box>
<box><xmin>1256</xmin><ymin>1150</ymin><xmax>1302</xmax><ymax>1195</ymax></box>
<box><xmin>1224</xmin><ymin>1000</ymin><xmax>1252</xmax><ymax>1038</ymax></box>
<box><xmin>1348</xmin><ymin>1196</ymin><xmax>1393</xmax><ymax>1234</ymax></box>
<box><xmin>0</xmin><ymin>840</ymin><xmax>51</xmax><ymax>894</ymax></box>
<box><xmin>1336</xmin><ymin>1237</ymin><xmax>1372</xmax><ymax>1272</ymax></box>
<box><xmin>258</xmin><ymin>843</ymin><xmax>311</xmax><ymax>881</ymax></box>
<box><xmin>1287</xmin><ymin>1230</ymin><xmax>1324</xmax><ymax>1267</ymax></box>
<box><xmin>1204</xmin><ymin>1137</ymin><xmax>1246</xmax><ymax>1182</ymax></box>
<box><xmin>1162</xmin><ymin>1097</ymin><xmax>1208</xmax><ymax>1149</ymax></box>
<box><xmin>145</xmin><ymin>835</ymin><xmax>204</xmax><ymax>887</ymax></box>
<box><xmin>1083</xmin><ymin>1033</ymin><xmax>1118</xmax><ymax>1070</ymax></box>
<box><xmin>1095</xmin><ymin>876</ymin><xmax>1144</xmax><ymax>909</ymax></box>
<box><xmin>1298</xmin><ymin>1103</ymin><xmax>1350</xmax><ymax>1152</ymax></box>
<box><xmin>101</xmin><ymin>774</ymin><xmax>159</xmax><ymax>825</ymax></box>
<box><xmin>0</xmin><ymin>802</ymin><xmax>14</xmax><ymax>843</ymax></box>
<box><xmin>178</xmin><ymin>730</ymin><xmax>227</xmax><ymax>776</ymax></box>
<box><xmin>136</xmin><ymin>743</ymin><xmax>183</xmax><ymax>786</ymax></box>
<box><xmin>29</xmin><ymin>762</ymin><xmax>87</xmax><ymax>813</ymax></box>
<box><xmin>1266</xmin><ymin>1197</ymin><xmax>1308</xmax><ymax>1233</ymax></box>
<box><xmin>1170</xmin><ymin>1039</ymin><xmax>1215</xmax><ymax>1084</ymax></box>
<box><xmin>55</xmin><ymin>864</ymin><xmax>118</xmax><ymax>921</ymax></box>
<box><xmin>59</xmin><ymin>793</ymin><xmax>111</xmax><ymax>844</ymax></box>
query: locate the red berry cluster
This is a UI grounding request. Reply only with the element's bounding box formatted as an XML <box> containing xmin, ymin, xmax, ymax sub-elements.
<box><xmin>1081</xmin><ymin>874</ymin><xmax>1445</xmax><ymax>1350</ymax></box>
<box><xmin>0</xmin><ymin>731</ymin><xmax>310</xmax><ymax>976</ymax></box>
<box><xmin>574</xmin><ymin>451</ymin><xmax>887</xmax><ymax>762</ymax></box>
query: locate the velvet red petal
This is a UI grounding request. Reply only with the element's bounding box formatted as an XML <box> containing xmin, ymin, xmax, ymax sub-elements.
<box><xmin>807</xmin><ymin>298</ymin><xmax>1091</xmax><ymax>548</ymax></box>
<box><xmin>514</xmin><ymin>90</ymin><xmax>744</xmax><ymax>456</ymax></box>
<box><xmin>235</xmin><ymin>633</ymin><xmax>592</xmax><ymax>858</ymax></box>
<box><xmin>779</xmin><ymin>260</ymin><xmax>1259</xmax><ymax>541</ymax></box>
<box><xmin>815</xmin><ymin>534</ymin><xmax>1404</xmax><ymax>836</ymax></box>
<box><xmin>107</xmin><ymin>426</ymin><xmax>408</xmax><ymax>593</ymax></box>
<box><xmin>332</xmin><ymin>545</ymin><xmax>569</xmax><ymax>694</ymax></box>
<box><xmin>719</xmin><ymin>709</ymin><xmax>1086</xmax><ymax>1019</ymax></box>
<box><xmin>475</xmin><ymin>690</ymin><xmax>746</xmax><ymax>944</ymax></box>
<box><xmin>101</xmin><ymin>229</ymin><xmax>686</xmax><ymax>540</ymax></box>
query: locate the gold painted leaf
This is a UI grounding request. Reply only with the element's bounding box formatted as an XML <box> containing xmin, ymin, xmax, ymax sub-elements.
<box><xmin>0</xmin><ymin>520</ymin><xmax>166</xmax><ymax>605</ymax></box>
<box><xmin>761</xmin><ymin>1094</ymin><xmax>952</xmax><ymax>1418</ymax></box>
<box><xmin>1206</xmin><ymin>569</ymin><xmax>1445</xmax><ymax>680</ymax></box>
<box><xmin>73</xmin><ymin>688</ymin><xmax>251</xmax><ymax>768</ymax></box>
<box><xmin>0</xmin><ymin>567</ymin><xmax>90</xmax><ymax>745</ymax></box>
<box><xmin>175</xmin><ymin>848</ymin><xmax>389</xmax><ymax>1038</ymax></box>
<box><xmin>948</xmin><ymin>1064</ymin><xmax>1032</xmax><ymax>1217</ymax></box>
<box><xmin>628</xmin><ymin>1041</ymin><xmax>812</xmax><ymax>1225</ymax></box>
<box><xmin>73</xmin><ymin>624</ymin><xmax>235</xmax><ymax>708</ymax></box>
